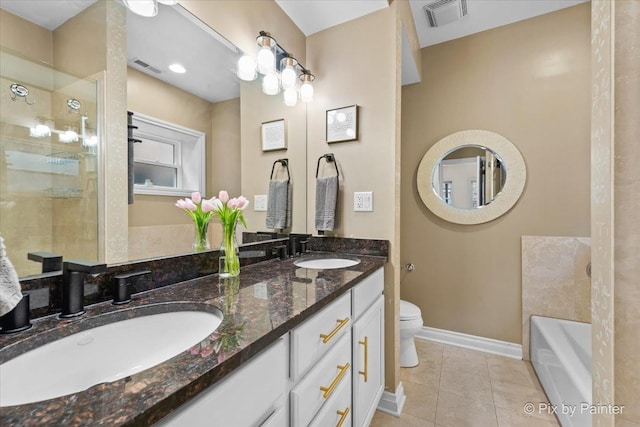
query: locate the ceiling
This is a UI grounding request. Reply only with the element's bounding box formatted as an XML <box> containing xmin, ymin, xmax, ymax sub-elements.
<box><xmin>0</xmin><ymin>0</ymin><xmax>98</xmax><ymax>31</ymax></box>
<box><xmin>409</xmin><ymin>0</ymin><xmax>590</xmax><ymax>48</ymax></box>
<box><xmin>274</xmin><ymin>0</ymin><xmax>388</xmax><ymax>36</ymax></box>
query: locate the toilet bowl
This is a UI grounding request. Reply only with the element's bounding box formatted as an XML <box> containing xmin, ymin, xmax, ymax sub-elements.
<box><xmin>399</xmin><ymin>300</ymin><xmax>423</xmax><ymax>368</ymax></box>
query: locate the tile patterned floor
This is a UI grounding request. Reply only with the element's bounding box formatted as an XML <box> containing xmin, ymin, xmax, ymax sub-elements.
<box><xmin>371</xmin><ymin>340</ymin><xmax>560</xmax><ymax>427</ymax></box>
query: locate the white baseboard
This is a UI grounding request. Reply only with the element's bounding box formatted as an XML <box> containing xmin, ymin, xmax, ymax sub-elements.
<box><xmin>376</xmin><ymin>381</ymin><xmax>406</xmax><ymax>417</ymax></box>
<box><xmin>415</xmin><ymin>326</ymin><xmax>522</xmax><ymax>359</ymax></box>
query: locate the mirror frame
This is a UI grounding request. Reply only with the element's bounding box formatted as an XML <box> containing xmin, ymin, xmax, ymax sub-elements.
<box><xmin>416</xmin><ymin>130</ymin><xmax>526</xmax><ymax>225</ymax></box>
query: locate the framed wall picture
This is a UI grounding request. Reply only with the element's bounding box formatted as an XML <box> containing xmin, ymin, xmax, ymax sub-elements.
<box><xmin>326</xmin><ymin>105</ymin><xmax>358</xmax><ymax>143</ymax></box>
<box><xmin>261</xmin><ymin>119</ymin><xmax>286</xmax><ymax>151</ymax></box>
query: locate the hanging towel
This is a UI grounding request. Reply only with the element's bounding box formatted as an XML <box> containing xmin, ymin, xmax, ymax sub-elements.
<box><xmin>266</xmin><ymin>180</ymin><xmax>291</xmax><ymax>229</ymax></box>
<box><xmin>315</xmin><ymin>176</ymin><xmax>338</xmax><ymax>231</ymax></box>
<box><xmin>0</xmin><ymin>236</ymin><xmax>23</xmax><ymax>317</ymax></box>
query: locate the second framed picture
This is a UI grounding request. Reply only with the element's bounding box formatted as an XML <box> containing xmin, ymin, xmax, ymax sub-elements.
<box><xmin>261</xmin><ymin>119</ymin><xmax>286</xmax><ymax>151</ymax></box>
<box><xmin>326</xmin><ymin>105</ymin><xmax>358</xmax><ymax>143</ymax></box>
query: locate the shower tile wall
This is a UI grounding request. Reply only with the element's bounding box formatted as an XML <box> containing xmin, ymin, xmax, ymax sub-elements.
<box><xmin>521</xmin><ymin>236</ymin><xmax>591</xmax><ymax>360</ymax></box>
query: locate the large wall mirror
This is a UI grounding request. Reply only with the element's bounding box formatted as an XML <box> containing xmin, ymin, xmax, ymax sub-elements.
<box><xmin>0</xmin><ymin>1</ymin><xmax>308</xmax><ymax>277</ymax></box>
<box><xmin>416</xmin><ymin>130</ymin><xmax>526</xmax><ymax>225</ymax></box>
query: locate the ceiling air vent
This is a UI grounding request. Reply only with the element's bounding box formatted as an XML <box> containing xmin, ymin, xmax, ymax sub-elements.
<box><xmin>130</xmin><ymin>58</ymin><xmax>162</xmax><ymax>74</ymax></box>
<box><xmin>423</xmin><ymin>0</ymin><xmax>468</xmax><ymax>28</ymax></box>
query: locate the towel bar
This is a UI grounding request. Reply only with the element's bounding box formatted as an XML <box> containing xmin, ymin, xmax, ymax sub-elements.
<box><xmin>316</xmin><ymin>153</ymin><xmax>339</xmax><ymax>178</ymax></box>
<box><xmin>270</xmin><ymin>158</ymin><xmax>290</xmax><ymax>182</ymax></box>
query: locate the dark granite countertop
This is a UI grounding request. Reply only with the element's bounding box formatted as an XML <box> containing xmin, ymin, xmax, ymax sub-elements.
<box><xmin>0</xmin><ymin>252</ymin><xmax>386</xmax><ymax>426</ymax></box>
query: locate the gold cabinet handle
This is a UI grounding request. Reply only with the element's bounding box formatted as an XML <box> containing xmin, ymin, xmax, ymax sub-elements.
<box><xmin>336</xmin><ymin>407</ymin><xmax>350</xmax><ymax>427</ymax></box>
<box><xmin>320</xmin><ymin>318</ymin><xmax>349</xmax><ymax>344</ymax></box>
<box><xmin>320</xmin><ymin>363</ymin><xmax>350</xmax><ymax>399</ymax></box>
<box><xmin>358</xmin><ymin>336</ymin><xmax>369</xmax><ymax>382</ymax></box>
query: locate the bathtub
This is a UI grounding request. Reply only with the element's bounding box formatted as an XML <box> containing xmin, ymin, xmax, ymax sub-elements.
<box><xmin>530</xmin><ymin>316</ymin><xmax>592</xmax><ymax>427</ymax></box>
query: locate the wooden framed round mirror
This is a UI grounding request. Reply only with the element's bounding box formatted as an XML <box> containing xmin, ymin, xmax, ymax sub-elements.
<box><xmin>416</xmin><ymin>130</ymin><xmax>526</xmax><ymax>225</ymax></box>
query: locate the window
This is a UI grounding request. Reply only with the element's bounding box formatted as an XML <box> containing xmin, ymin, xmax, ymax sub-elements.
<box><xmin>131</xmin><ymin>112</ymin><xmax>205</xmax><ymax>197</ymax></box>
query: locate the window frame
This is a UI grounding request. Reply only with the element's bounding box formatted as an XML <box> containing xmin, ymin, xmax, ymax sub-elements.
<box><xmin>130</xmin><ymin>112</ymin><xmax>205</xmax><ymax>197</ymax></box>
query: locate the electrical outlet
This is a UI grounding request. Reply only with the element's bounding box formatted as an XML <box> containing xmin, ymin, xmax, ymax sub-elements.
<box><xmin>354</xmin><ymin>191</ymin><xmax>373</xmax><ymax>212</ymax></box>
<box><xmin>254</xmin><ymin>195</ymin><xmax>267</xmax><ymax>211</ymax></box>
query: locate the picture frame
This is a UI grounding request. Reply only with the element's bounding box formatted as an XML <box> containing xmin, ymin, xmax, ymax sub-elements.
<box><xmin>261</xmin><ymin>119</ymin><xmax>286</xmax><ymax>151</ymax></box>
<box><xmin>326</xmin><ymin>105</ymin><xmax>358</xmax><ymax>143</ymax></box>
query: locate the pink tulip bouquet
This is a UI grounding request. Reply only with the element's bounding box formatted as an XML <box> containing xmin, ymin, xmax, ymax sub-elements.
<box><xmin>176</xmin><ymin>191</ymin><xmax>249</xmax><ymax>276</ymax></box>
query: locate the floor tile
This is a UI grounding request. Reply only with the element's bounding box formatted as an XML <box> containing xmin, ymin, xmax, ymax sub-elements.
<box><xmin>495</xmin><ymin>407</ymin><xmax>560</xmax><ymax>427</ymax></box>
<box><xmin>438</xmin><ymin>364</ymin><xmax>493</xmax><ymax>404</ymax></box>
<box><xmin>371</xmin><ymin>410</ymin><xmax>436</xmax><ymax>427</ymax></box>
<box><xmin>400</xmin><ymin>359</ymin><xmax>441</xmax><ymax>388</ymax></box>
<box><xmin>435</xmin><ymin>389</ymin><xmax>498</xmax><ymax>427</ymax></box>
<box><xmin>491</xmin><ymin>380</ymin><xmax>557</xmax><ymax>424</ymax></box>
<box><xmin>402</xmin><ymin>380</ymin><xmax>439</xmax><ymax>422</ymax></box>
<box><xmin>442</xmin><ymin>344</ymin><xmax>490</xmax><ymax>377</ymax></box>
<box><xmin>415</xmin><ymin>339</ymin><xmax>445</xmax><ymax>364</ymax></box>
<box><xmin>487</xmin><ymin>356</ymin><xmax>539</xmax><ymax>389</ymax></box>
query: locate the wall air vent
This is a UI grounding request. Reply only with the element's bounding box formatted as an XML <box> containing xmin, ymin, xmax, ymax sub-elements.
<box><xmin>423</xmin><ymin>0</ymin><xmax>468</xmax><ymax>28</ymax></box>
<box><xmin>130</xmin><ymin>58</ymin><xmax>162</xmax><ymax>74</ymax></box>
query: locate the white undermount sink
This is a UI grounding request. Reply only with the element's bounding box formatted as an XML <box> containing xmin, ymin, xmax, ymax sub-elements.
<box><xmin>294</xmin><ymin>257</ymin><xmax>361</xmax><ymax>270</ymax></box>
<box><xmin>0</xmin><ymin>309</ymin><xmax>223</xmax><ymax>407</ymax></box>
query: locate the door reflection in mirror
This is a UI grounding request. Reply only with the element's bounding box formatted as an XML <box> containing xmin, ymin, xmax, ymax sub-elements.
<box><xmin>431</xmin><ymin>145</ymin><xmax>506</xmax><ymax>210</ymax></box>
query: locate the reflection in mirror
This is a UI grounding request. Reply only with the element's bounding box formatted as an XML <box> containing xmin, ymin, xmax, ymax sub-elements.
<box><xmin>432</xmin><ymin>145</ymin><xmax>506</xmax><ymax>210</ymax></box>
<box><xmin>0</xmin><ymin>1</ymin><xmax>103</xmax><ymax>277</ymax></box>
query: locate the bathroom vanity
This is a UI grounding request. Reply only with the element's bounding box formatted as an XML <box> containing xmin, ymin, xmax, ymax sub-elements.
<box><xmin>0</xmin><ymin>249</ymin><xmax>386</xmax><ymax>426</ymax></box>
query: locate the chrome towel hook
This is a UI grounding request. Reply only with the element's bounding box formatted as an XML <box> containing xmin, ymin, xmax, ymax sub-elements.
<box><xmin>9</xmin><ymin>83</ymin><xmax>35</xmax><ymax>105</ymax></box>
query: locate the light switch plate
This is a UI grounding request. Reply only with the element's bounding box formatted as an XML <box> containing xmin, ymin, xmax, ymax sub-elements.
<box><xmin>254</xmin><ymin>195</ymin><xmax>267</xmax><ymax>211</ymax></box>
<box><xmin>354</xmin><ymin>191</ymin><xmax>373</xmax><ymax>211</ymax></box>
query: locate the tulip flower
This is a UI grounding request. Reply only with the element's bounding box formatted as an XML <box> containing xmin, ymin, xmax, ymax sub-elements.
<box><xmin>218</xmin><ymin>190</ymin><xmax>229</xmax><ymax>203</ymax></box>
<box><xmin>191</xmin><ymin>191</ymin><xmax>202</xmax><ymax>204</ymax></box>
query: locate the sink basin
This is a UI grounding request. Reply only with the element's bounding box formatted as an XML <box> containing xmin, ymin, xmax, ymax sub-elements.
<box><xmin>294</xmin><ymin>256</ymin><xmax>360</xmax><ymax>270</ymax></box>
<box><xmin>0</xmin><ymin>309</ymin><xmax>223</xmax><ymax>407</ymax></box>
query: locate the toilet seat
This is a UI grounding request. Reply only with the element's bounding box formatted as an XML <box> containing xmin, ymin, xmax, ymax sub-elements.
<box><xmin>400</xmin><ymin>300</ymin><xmax>421</xmax><ymax>321</ymax></box>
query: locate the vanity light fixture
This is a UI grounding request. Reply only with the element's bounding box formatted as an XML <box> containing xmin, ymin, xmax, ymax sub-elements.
<box><xmin>237</xmin><ymin>31</ymin><xmax>316</xmax><ymax>106</ymax></box>
<box><xmin>59</xmin><ymin>126</ymin><xmax>79</xmax><ymax>143</ymax></box>
<box><xmin>123</xmin><ymin>0</ymin><xmax>158</xmax><ymax>17</ymax></box>
<box><xmin>168</xmin><ymin>63</ymin><xmax>186</xmax><ymax>73</ymax></box>
<box><xmin>299</xmin><ymin>71</ymin><xmax>315</xmax><ymax>103</ymax></box>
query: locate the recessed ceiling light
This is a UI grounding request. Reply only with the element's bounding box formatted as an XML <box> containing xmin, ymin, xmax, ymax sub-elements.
<box><xmin>169</xmin><ymin>63</ymin><xmax>186</xmax><ymax>73</ymax></box>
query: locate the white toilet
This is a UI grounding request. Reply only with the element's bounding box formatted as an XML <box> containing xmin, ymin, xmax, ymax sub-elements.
<box><xmin>399</xmin><ymin>300</ymin><xmax>423</xmax><ymax>367</ymax></box>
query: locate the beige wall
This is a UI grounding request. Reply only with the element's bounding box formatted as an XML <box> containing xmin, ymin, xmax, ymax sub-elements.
<box><xmin>0</xmin><ymin>8</ymin><xmax>52</xmax><ymax>64</ymax></box>
<box><xmin>401</xmin><ymin>3</ymin><xmax>591</xmax><ymax>344</ymax></box>
<box><xmin>306</xmin><ymin>5</ymin><xmax>401</xmax><ymax>391</ymax></box>
<box><xmin>613</xmin><ymin>1</ymin><xmax>640</xmax><ymax>424</ymax></box>
<box><xmin>591</xmin><ymin>1</ymin><xmax>640</xmax><ymax>426</ymax></box>
<box><xmin>53</xmin><ymin>1</ymin><xmax>107</xmax><ymax>78</ymax></box>
<box><xmin>211</xmin><ymin>97</ymin><xmax>241</xmax><ymax>197</ymax></box>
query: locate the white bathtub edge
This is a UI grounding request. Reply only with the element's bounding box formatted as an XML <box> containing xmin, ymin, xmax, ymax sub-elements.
<box><xmin>416</xmin><ymin>326</ymin><xmax>523</xmax><ymax>359</ymax></box>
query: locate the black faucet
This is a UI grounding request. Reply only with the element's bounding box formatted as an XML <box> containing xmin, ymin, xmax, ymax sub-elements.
<box><xmin>27</xmin><ymin>252</ymin><xmax>63</xmax><ymax>273</ymax></box>
<box><xmin>112</xmin><ymin>270</ymin><xmax>151</xmax><ymax>305</ymax></box>
<box><xmin>288</xmin><ymin>233</ymin><xmax>311</xmax><ymax>257</ymax></box>
<box><xmin>60</xmin><ymin>260</ymin><xmax>107</xmax><ymax>318</ymax></box>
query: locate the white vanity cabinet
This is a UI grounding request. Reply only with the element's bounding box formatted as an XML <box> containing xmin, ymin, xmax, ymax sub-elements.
<box><xmin>155</xmin><ymin>267</ymin><xmax>385</xmax><ymax>427</ymax></box>
<box><xmin>351</xmin><ymin>269</ymin><xmax>385</xmax><ymax>427</ymax></box>
<box><xmin>156</xmin><ymin>336</ymin><xmax>288</xmax><ymax>427</ymax></box>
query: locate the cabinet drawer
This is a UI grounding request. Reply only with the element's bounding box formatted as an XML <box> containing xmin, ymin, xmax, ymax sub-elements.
<box><xmin>352</xmin><ymin>268</ymin><xmax>383</xmax><ymax>320</ymax></box>
<box><xmin>156</xmin><ymin>337</ymin><xmax>287</xmax><ymax>427</ymax></box>
<box><xmin>261</xmin><ymin>405</ymin><xmax>288</xmax><ymax>427</ymax></box>
<box><xmin>290</xmin><ymin>291</ymin><xmax>351</xmax><ymax>380</ymax></box>
<box><xmin>291</xmin><ymin>332</ymin><xmax>351</xmax><ymax>427</ymax></box>
<box><xmin>309</xmin><ymin>370</ymin><xmax>352</xmax><ymax>427</ymax></box>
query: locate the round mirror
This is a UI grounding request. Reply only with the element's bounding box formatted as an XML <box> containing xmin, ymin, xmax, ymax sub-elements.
<box><xmin>417</xmin><ymin>130</ymin><xmax>526</xmax><ymax>225</ymax></box>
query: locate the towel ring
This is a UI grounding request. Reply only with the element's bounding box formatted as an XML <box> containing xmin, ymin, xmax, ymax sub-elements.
<box><xmin>316</xmin><ymin>153</ymin><xmax>339</xmax><ymax>178</ymax></box>
<box><xmin>270</xmin><ymin>158</ymin><xmax>290</xmax><ymax>182</ymax></box>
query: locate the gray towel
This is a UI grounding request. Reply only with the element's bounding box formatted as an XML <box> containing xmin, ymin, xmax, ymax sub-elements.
<box><xmin>0</xmin><ymin>236</ymin><xmax>23</xmax><ymax>316</ymax></box>
<box><xmin>266</xmin><ymin>180</ymin><xmax>291</xmax><ymax>229</ymax></box>
<box><xmin>315</xmin><ymin>176</ymin><xmax>338</xmax><ymax>231</ymax></box>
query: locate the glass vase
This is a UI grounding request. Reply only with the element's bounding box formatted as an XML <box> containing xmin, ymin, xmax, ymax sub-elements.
<box><xmin>193</xmin><ymin>221</ymin><xmax>210</xmax><ymax>252</ymax></box>
<box><xmin>219</xmin><ymin>221</ymin><xmax>240</xmax><ymax>277</ymax></box>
